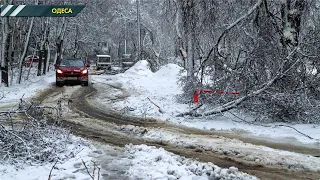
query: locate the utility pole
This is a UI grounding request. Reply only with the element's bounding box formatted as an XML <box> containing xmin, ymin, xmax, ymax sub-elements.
<box><xmin>136</xmin><ymin>0</ymin><xmax>141</xmax><ymax>61</ymax></box>
<box><xmin>124</xmin><ymin>19</ymin><xmax>127</xmax><ymax>54</ymax></box>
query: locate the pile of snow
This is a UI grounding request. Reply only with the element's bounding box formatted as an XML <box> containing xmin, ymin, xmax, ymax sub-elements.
<box><xmin>108</xmin><ymin>60</ymin><xmax>188</xmax><ymax>119</ymax></box>
<box><xmin>123</xmin><ymin>60</ymin><xmax>153</xmax><ymax>77</ymax></box>
<box><xmin>125</xmin><ymin>144</ymin><xmax>258</xmax><ymax>180</ymax></box>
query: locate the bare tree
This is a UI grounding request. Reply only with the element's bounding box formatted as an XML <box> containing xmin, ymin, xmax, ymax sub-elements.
<box><xmin>0</xmin><ymin>0</ymin><xmax>13</xmax><ymax>87</ymax></box>
<box><xmin>17</xmin><ymin>17</ymin><xmax>34</xmax><ymax>84</ymax></box>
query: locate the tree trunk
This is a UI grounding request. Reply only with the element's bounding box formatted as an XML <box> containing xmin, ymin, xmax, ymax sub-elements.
<box><xmin>1</xmin><ymin>17</ymin><xmax>10</xmax><ymax>87</ymax></box>
<box><xmin>137</xmin><ymin>0</ymin><xmax>141</xmax><ymax>61</ymax></box>
<box><xmin>45</xmin><ymin>42</ymin><xmax>50</xmax><ymax>72</ymax></box>
<box><xmin>18</xmin><ymin>17</ymin><xmax>34</xmax><ymax>83</ymax></box>
<box><xmin>54</xmin><ymin>17</ymin><xmax>67</xmax><ymax>65</ymax></box>
<box><xmin>37</xmin><ymin>44</ymin><xmax>44</xmax><ymax>76</ymax></box>
<box><xmin>186</xmin><ymin>33</ymin><xmax>194</xmax><ymax>79</ymax></box>
<box><xmin>42</xmin><ymin>18</ymin><xmax>50</xmax><ymax>74</ymax></box>
<box><xmin>37</xmin><ymin>18</ymin><xmax>47</xmax><ymax>76</ymax></box>
<box><xmin>173</xmin><ymin>0</ymin><xmax>186</xmax><ymax>69</ymax></box>
<box><xmin>8</xmin><ymin>30</ymin><xmax>14</xmax><ymax>86</ymax></box>
<box><xmin>44</xmin><ymin>18</ymin><xmax>51</xmax><ymax>73</ymax></box>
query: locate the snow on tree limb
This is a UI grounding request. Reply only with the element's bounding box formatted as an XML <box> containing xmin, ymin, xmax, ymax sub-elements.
<box><xmin>216</xmin><ymin>0</ymin><xmax>264</xmax><ymax>58</ymax></box>
<box><xmin>200</xmin><ymin>0</ymin><xmax>264</xmax><ymax>69</ymax></box>
<box><xmin>177</xmin><ymin>47</ymin><xmax>299</xmax><ymax>117</ymax></box>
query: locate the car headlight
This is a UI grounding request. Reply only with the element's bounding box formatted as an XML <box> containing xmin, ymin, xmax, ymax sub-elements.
<box><xmin>82</xmin><ymin>69</ymin><xmax>88</xmax><ymax>74</ymax></box>
<box><xmin>57</xmin><ymin>69</ymin><xmax>63</xmax><ymax>74</ymax></box>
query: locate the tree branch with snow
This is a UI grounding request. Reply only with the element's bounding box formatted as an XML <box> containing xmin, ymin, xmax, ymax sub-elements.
<box><xmin>177</xmin><ymin>47</ymin><xmax>299</xmax><ymax>117</ymax></box>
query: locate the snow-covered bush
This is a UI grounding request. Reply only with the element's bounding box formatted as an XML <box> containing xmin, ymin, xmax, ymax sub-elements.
<box><xmin>0</xmin><ymin>99</ymin><xmax>83</xmax><ymax>167</ymax></box>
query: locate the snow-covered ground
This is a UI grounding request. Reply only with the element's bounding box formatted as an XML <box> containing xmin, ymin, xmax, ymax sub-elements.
<box><xmin>93</xmin><ymin>60</ymin><xmax>320</xmax><ymax>145</ymax></box>
<box><xmin>0</xmin><ymin>70</ymin><xmax>56</xmax><ymax>108</ymax></box>
<box><xmin>0</xmin><ymin>65</ymin><xmax>260</xmax><ymax>180</ymax></box>
<box><xmin>124</xmin><ymin>144</ymin><xmax>257</xmax><ymax>180</ymax></box>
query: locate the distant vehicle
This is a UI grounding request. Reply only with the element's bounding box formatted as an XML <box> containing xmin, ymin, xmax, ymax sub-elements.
<box><xmin>96</xmin><ymin>54</ymin><xmax>111</xmax><ymax>70</ymax></box>
<box><xmin>121</xmin><ymin>54</ymin><xmax>134</xmax><ymax>69</ymax></box>
<box><xmin>55</xmin><ymin>58</ymin><xmax>89</xmax><ymax>87</ymax></box>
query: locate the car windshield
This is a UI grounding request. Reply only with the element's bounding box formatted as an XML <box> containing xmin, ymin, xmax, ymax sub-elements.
<box><xmin>98</xmin><ymin>57</ymin><xmax>110</xmax><ymax>62</ymax></box>
<box><xmin>60</xmin><ymin>59</ymin><xmax>84</xmax><ymax>67</ymax></box>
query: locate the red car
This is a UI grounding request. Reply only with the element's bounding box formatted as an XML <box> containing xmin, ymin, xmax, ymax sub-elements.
<box><xmin>55</xmin><ymin>58</ymin><xmax>89</xmax><ymax>87</ymax></box>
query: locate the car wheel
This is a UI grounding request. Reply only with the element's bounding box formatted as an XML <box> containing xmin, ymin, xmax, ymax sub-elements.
<box><xmin>56</xmin><ymin>81</ymin><xmax>63</xmax><ymax>87</ymax></box>
<box><xmin>83</xmin><ymin>81</ymin><xmax>89</xmax><ymax>86</ymax></box>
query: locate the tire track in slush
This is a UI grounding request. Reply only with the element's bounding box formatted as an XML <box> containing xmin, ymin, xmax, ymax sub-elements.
<box><xmin>37</xmin><ymin>85</ymin><xmax>320</xmax><ymax>180</ymax></box>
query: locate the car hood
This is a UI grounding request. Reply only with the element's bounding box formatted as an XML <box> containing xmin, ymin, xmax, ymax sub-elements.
<box><xmin>58</xmin><ymin>66</ymin><xmax>86</xmax><ymax>72</ymax></box>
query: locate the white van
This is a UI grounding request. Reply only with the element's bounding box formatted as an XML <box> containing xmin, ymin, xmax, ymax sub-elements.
<box><xmin>96</xmin><ymin>54</ymin><xmax>111</xmax><ymax>70</ymax></box>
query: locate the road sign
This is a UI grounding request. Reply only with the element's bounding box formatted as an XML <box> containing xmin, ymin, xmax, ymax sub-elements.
<box><xmin>0</xmin><ymin>5</ymin><xmax>85</xmax><ymax>17</ymax></box>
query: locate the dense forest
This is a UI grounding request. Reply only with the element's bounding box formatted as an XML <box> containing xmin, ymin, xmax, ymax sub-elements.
<box><xmin>1</xmin><ymin>0</ymin><xmax>320</xmax><ymax>122</ymax></box>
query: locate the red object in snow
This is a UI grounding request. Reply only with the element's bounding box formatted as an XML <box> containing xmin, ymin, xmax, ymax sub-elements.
<box><xmin>193</xmin><ymin>91</ymin><xmax>199</xmax><ymax>103</ymax></box>
<box><xmin>25</xmin><ymin>56</ymin><xmax>45</xmax><ymax>67</ymax></box>
<box><xmin>218</xmin><ymin>90</ymin><xmax>224</xmax><ymax>94</ymax></box>
<box><xmin>193</xmin><ymin>89</ymin><xmax>240</xmax><ymax>103</ymax></box>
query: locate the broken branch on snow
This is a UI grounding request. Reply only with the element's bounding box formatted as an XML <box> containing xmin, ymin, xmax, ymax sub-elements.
<box><xmin>147</xmin><ymin>97</ymin><xmax>164</xmax><ymax>113</ymax></box>
<box><xmin>82</xmin><ymin>159</ymin><xmax>101</xmax><ymax>180</ymax></box>
<box><xmin>178</xmin><ymin>47</ymin><xmax>299</xmax><ymax>117</ymax></box>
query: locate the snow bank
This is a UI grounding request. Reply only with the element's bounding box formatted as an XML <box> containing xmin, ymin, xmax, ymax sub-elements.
<box><xmin>107</xmin><ymin>60</ymin><xmax>189</xmax><ymax>119</ymax></box>
<box><xmin>125</xmin><ymin>144</ymin><xmax>258</xmax><ymax>180</ymax></box>
<box><xmin>123</xmin><ymin>60</ymin><xmax>153</xmax><ymax>77</ymax></box>
<box><xmin>0</xmin><ymin>70</ymin><xmax>55</xmax><ymax>103</ymax></box>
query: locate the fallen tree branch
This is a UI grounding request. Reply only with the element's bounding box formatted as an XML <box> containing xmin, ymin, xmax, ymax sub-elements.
<box><xmin>177</xmin><ymin>47</ymin><xmax>299</xmax><ymax>117</ymax></box>
<box><xmin>82</xmin><ymin>160</ymin><xmax>100</xmax><ymax>180</ymax></box>
<box><xmin>0</xmin><ymin>123</ymin><xmax>31</xmax><ymax>157</ymax></box>
<box><xmin>147</xmin><ymin>97</ymin><xmax>164</xmax><ymax>113</ymax></box>
<box><xmin>226</xmin><ymin>111</ymin><xmax>319</xmax><ymax>141</ymax></box>
<box><xmin>273</xmin><ymin>125</ymin><xmax>318</xmax><ymax>140</ymax></box>
<box><xmin>92</xmin><ymin>160</ymin><xmax>100</xmax><ymax>180</ymax></box>
<box><xmin>177</xmin><ymin>73</ymin><xmax>280</xmax><ymax>117</ymax></box>
<box><xmin>82</xmin><ymin>159</ymin><xmax>94</xmax><ymax>180</ymax></box>
<box><xmin>0</xmin><ymin>96</ymin><xmax>79</xmax><ymax>166</ymax></box>
<box><xmin>176</xmin><ymin>104</ymin><xmax>204</xmax><ymax>117</ymax></box>
<box><xmin>48</xmin><ymin>159</ymin><xmax>58</xmax><ymax>180</ymax></box>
